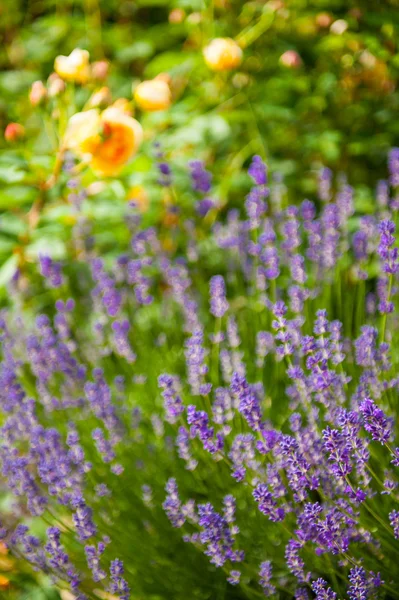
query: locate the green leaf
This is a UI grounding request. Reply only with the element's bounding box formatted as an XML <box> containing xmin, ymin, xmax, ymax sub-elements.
<box><xmin>26</xmin><ymin>237</ymin><xmax>66</xmax><ymax>260</ymax></box>
<box><xmin>0</xmin><ymin>186</ymin><xmax>37</xmax><ymax>208</ymax></box>
<box><xmin>0</xmin><ymin>164</ymin><xmax>27</xmax><ymax>184</ymax></box>
<box><xmin>0</xmin><ymin>254</ymin><xmax>18</xmax><ymax>287</ymax></box>
<box><xmin>116</xmin><ymin>41</ymin><xmax>155</xmax><ymax>63</ymax></box>
<box><xmin>145</xmin><ymin>52</ymin><xmax>197</xmax><ymax>78</ymax></box>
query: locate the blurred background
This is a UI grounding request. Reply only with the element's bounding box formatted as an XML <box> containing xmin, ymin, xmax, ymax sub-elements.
<box><xmin>1</xmin><ymin>0</ymin><xmax>399</xmax><ymax>186</ymax></box>
<box><xmin>0</xmin><ymin>1</ymin><xmax>399</xmax><ymax>596</ymax></box>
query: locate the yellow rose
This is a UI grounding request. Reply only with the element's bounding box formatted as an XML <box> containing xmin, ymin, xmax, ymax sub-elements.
<box><xmin>65</xmin><ymin>107</ymin><xmax>143</xmax><ymax>177</ymax></box>
<box><xmin>134</xmin><ymin>79</ymin><xmax>171</xmax><ymax>112</ymax></box>
<box><xmin>64</xmin><ymin>109</ymin><xmax>102</xmax><ymax>156</ymax></box>
<box><xmin>54</xmin><ymin>49</ymin><xmax>90</xmax><ymax>84</ymax></box>
<box><xmin>203</xmin><ymin>38</ymin><xmax>243</xmax><ymax>71</ymax></box>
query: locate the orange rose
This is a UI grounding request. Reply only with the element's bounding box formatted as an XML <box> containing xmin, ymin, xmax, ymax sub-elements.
<box><xmin>203</xmin><ymin>38</ymin><xmax>242</xmax><ymax>71</ymax></box>
<box><xmin>65</xmin><ymin>107</ymin><xmax>143</xmax><ymax>177</ymax></box>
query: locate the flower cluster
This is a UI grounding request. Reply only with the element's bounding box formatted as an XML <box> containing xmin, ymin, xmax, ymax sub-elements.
<box><xmin>1</xmin><ymin>153</ymin><xmax>399</xmax><ymax>600</ymax></box>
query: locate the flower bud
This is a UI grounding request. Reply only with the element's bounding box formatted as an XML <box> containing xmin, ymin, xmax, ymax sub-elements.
<box><xmin>88</xmin><ymin>86</ymin><xmax>112</xmax><ymax>108</ymax></box>
<box><xmin>330</xmin><ymin>19</ymin><xmax>348</xmax><ymax>35</ymax></box>
<box><xmin>187</xmin><ymin>12</ymin><xmax>201</xmax><ymax>24</ymax></box>
<box><xmin>54</xmin><ymin>48</ymin><xmax>90</xmax><ymax>84</ymax></box>
<box><xmin>4</xmin><ymin>122</ymin><xmax>25</xmax><ymax>142</ymax></box>
<box><xmin>203</xmin><ymin>38</ymin><xmax>243</xmax><ymax>72</ymax></box>
<box><xmin>87</xmin><ymin>181</ymin><xmax>107</xmax><ymax>196</ymax></box>
<box><xmin>316</xmin><ymin>12</ymin><xmax>333</xmax><ymax>28</ymax></box>
<box><xmin>169</xmin><ymin>8</ymin><xmax>185</xmax><ymax>23</ymax></box>
<box><xmin>29</xmin><ymin>80</ymin><xmax>47</xmax><ymax>106</ymax></box>
<box><xmin>134</xmin><ymin>79</ymin><xmax>171</xmax><ymax>112</ymax></box>
<box><xmin>279</xmin><ymin>50</ymin><xmax>302</xmax><ymax>69</ymax></box>
<box><xmin>91</xmin><ymin>60</ymin><xmax>109</xmax><ymax>81</ymax></box>
<box><xmin>48</xmin><ymin>73</ymin><xmax>66</xmax><ymax>97</ymax></box>
<box><xmin>112</xmin><ymin>98</ymin><xmax>133</xmax><ymax>116</ymax></box>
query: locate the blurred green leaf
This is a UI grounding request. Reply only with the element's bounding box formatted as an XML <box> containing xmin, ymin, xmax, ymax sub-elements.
<box><xmin>0</xmin><ymin>254</ymin><xmax>18</xmax><ymax>287</ymax></box>
<box><xmin>0</xmin><ymin>185</ymin><xmax>36</xmax><ymax>208</ymax></box>
<box><xmin>0</xmin><ymin>164</ymin><xmax>26</xmax><ymax>184</ymax></box>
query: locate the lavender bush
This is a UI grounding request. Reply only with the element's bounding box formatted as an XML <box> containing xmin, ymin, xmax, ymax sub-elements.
<box><xmin>1</xmin><ymin>151</ymin><xmax>399</xmax><ymax>600</ymax></box>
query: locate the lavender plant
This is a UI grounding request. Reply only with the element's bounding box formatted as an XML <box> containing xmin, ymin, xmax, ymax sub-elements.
<box><xmin>1</xmin><ymin>151</ymin><xmax>399</xmax><ymax>600</ymax></box>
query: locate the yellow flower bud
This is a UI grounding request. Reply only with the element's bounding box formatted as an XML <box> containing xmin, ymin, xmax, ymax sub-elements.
<box><xmin>54</xmin><ymin>48</ymin><xmax>90</xmax><ymax>84</ymax></box>
<box><xmin>88</xmin><ymin>87</ymin><xmax>112</xmax><ymax>108</ymax></box>
<box><xmin>203</xmin><ymin>38</ymin><xmax>242</xmax><ymax>72</ymax></box>
<box><xmin>134</xmin><ymin>79</ymin><xmax>171</xmax><ymax>112</ymax></box>
<box><xmin>111</xmin><ymin>98</ymin><xmax>133</xmax><ymax>116</ymax></box>
<box><xmin>29</xmin><ymin>80</ymin><xmax>47</xmax><ymax>106</ymax></box>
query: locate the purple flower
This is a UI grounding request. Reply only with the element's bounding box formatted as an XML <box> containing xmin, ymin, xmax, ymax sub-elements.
<box><xmin>39</xmin><ymin>255</ymin><xmax>63</xmax><ymax>288</ymax></box>
<box><xmin>197</xmin><ymin>502</ymin><xmax>244</xmax><ymax>567</ymax></box>
<box><xmin>322</xmin><ymin>427</ymin><xmax>352</xmax><ymax>478</ymax></box>
<box><xmin>112</xmin><ymin>320</ymin><xmax>136</xmax><ymax>363</ymax></box>
<box><xmin>92</xmin><ymin>428</ymin><xmax>115</xmax><ymax>463</ymax></box>
<box><xmin>347</xmin><ymin>566</ymin><xmax>368</xmax><ymax>600</ymax></box>
<box><xmin>85</xmin><ymin>543</ymin><xmax>106</xmax><ymax>582</ymax></box>
<box><xmin>110</xmin><ymin>558</ymin><xmax>130</xmax><ymax>600</ymax></box>
<box><xmin>285</xmin><ymin>539</ymin><xmax>307</xmax><ymax>582</ymax></box>
<box><xmin>91</xmin><ymin>259</ymin><xmax>122</xmax><ymax>317</ymax></box>
<box><xmin>378</xmin><ymin>219</ymin><xmax>399</xmax><ymax>274</ymax></box>
<box><xmin>388</xmin><ymin>148</ymin><xmax>399</xmax><ymax>187</ymax></box>
<box><xmin>259</xmin><ymin>561</ymin><xmax>276</xmax><ymax>595</ymax></box>
<box><xmin>154</xmin><ymin>143</ymin><xmax>172</xmax><ymax>187</ymax></box>
<box><xmin>189</xmin><ymin>160</ymin><xmax>212</xmax><ymax>193</ymax></box>
<box><xmin>158</xmin><ymin>374</ymin><xmax>184</xmax><ymax>424</ymax></box>
<box><xmin>389</xmin><ymin>510</ymin><xmax>399</xmax><ymax>539</ymax></box>
<box><xmin>359</xmin><ymin>398</ymin><xmax>392</xmax><ymax>443</ymax></box>
<box><xmin>227</xmin><ymin>570</ymin><xmax>241</xmax><ymax>585</ymax></box>
<box><xmin>71</xmin><ymin>495</ymin><xmax>96</xmax><ymax>541</ymax></box>
<box><xmin>376</xmin><ymin>180</ymin><xmax>389</xmax><ymax>207</ymax></box>
<box><xmin>248</xmin><ymin>155</ymin><xmax>267</xmax><ymax>186</ymax></box>
<box><xmin>311</xmin><ymin>578</ymin><xmax>337</xmax><ymax>600</ymax></box>
<box><xmin>253</xmin><ymin>483</ymin><xmax>285</xmax><ymax>522</ymax></box>
<box><xmin>196</xmin><ymin>197</ymin><xmax>214</xmax><ymax>217</ymax></box>
<box><xmin>318</xmin><ymin>167</ymin><xmax>332</xmax><ymax>202</ymax></box>
<box><xmin>163</xmin><ymin>478</ymin><xmax>185</xmax><ymax>528</ymax></box>
<box><xmin>209</xmin><ymin>275</ymin><xmax>229</xmax><ymax>318</ymax></box>
<box><xmin>184</xmin><ymin>328</ymin><xmax>209</xmax><ymax>395</ymax></box>
<box><xmin>290</xmin><ymin>254</ymin><xmax>307</xmax><ymax>284</ymax></box>
<box><xmin>230</xmin><ymin>372</ymin><xmax>263</xmax><ymax>431</ymax></box>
